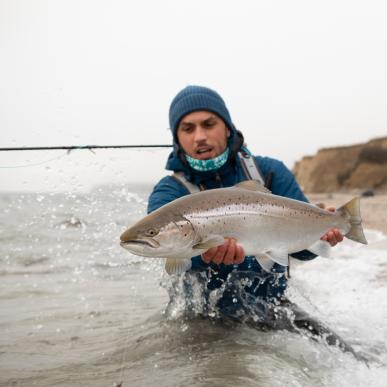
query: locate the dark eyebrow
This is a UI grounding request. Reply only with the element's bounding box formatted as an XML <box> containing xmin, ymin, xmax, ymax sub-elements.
<box><xmin>179</xmin><ymin>114</ymin><xmax>218</xmax><ymax>129</ymax></box>
<box><xmin>178</xmin><ymin>121</ymin><xmax>194</xmax><ymax>129</ymax></box>
<box><xmin>202</xmin><ymin>116</ymin><xmax>217</xmax><ymax>124</ymax></box>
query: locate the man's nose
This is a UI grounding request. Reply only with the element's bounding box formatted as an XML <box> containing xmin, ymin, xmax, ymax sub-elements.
<box><xmin>193</xmin><ymin>127</ymin><xmax>207</xmax><ymax>142</ymax></box>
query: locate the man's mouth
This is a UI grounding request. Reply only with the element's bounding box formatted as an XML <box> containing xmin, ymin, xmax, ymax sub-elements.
<box><xmin>196</xmin><ymin>147</ymin><xmax>213</xmax><ymax>158</ymax></box>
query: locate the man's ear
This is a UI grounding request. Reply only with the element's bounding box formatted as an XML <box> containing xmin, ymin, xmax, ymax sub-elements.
<box><xmin>227</xmin><ymin>128</ymin><xmax>231</xmax><ymax>138</ymax></box>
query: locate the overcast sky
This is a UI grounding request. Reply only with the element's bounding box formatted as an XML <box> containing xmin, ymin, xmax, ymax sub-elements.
<box><xmin>1</xmin><ymin>0</ymin><xmax>386</xmax><ymax>192</ymax></box>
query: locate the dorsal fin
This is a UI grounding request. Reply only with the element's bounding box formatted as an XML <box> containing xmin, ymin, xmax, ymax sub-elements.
<box><xmin>233</xmin><ymin>180</ymin><xmax>271</xmax><ymax>193</ymax></box>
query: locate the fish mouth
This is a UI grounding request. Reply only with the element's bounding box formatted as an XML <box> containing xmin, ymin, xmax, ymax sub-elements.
<box><xmin>120</xmin><ymin>239</ymin><xmax>160</xmax><ymax>248</ymax></box>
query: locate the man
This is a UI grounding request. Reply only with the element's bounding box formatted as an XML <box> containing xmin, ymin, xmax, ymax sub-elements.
<box><xmin>147</xmin><ymin>85</ymin><xmax>354</xmax><ymax>352</ymax></box>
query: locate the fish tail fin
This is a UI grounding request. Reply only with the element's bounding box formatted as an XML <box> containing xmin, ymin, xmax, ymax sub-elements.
<box><xmin>337</xmin><ymin>197</ymin><xmax>368</xmax><ymax>245</ymax></box>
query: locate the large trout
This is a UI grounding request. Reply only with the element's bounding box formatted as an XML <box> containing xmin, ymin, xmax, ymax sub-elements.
<box><xmin>120</xmin><ymin>181</ymin><xmax>367</xmax><ymax>274</ymax></box>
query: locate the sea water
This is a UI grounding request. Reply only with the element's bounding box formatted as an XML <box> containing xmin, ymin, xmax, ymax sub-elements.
<box><xmin>0</xmin><ymin>185</ymin><xmax>386</xmax><ymax>386</ymax></box>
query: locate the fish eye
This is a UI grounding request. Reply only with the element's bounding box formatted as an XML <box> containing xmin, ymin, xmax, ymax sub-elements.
<box><xmin>145</xmin><ymin>228</ymin><xmax>158</xmax><ymax>237</ymax></box>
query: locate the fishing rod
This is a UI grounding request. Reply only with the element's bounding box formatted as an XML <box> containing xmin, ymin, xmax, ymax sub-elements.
<box><xmin>0</xmin><ymin>144</ymin><xmax>173</xmax><ymax>152</ymax></box>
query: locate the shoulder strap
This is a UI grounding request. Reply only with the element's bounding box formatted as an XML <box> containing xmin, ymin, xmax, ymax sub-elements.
<box><xmin>171</xmin><ymin>171</ymin><xmax>200</xmax><ymax>194</ymax></box>
<box><xmin>238</xmin><ymin>151</ymin><xmax>265</xmax><ymax>186</ymax></box>
<box><xmin>172</xmin><ymin>151</ymin><xmax>266</xmax><ymax>194</ymax></box>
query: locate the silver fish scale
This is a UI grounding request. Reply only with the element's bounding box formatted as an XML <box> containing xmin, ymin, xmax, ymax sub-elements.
<box><xmin>177</xmin><ymin>188</ymin><xmax>348</xmax><ymax>256</ymax></box>
<box><xmin>121</xmin><ymin>185</ymin><xmax>366</xmax><ymax>272</ymax></box>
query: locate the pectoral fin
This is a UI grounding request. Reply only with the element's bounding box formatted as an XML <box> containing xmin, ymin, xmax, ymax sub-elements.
<box><xmin>192</xmin><ymin>235</ymin><xmax>224</xmax><ymax>250</ymax></box>
<box><xmin>307</xmin><ymin>240</ymin><xmax>331</xmax><ymax>258</ymax></box>
<box><xmin>254</xmin><ymin>254</ymin><xmax>275</xmax><ymax>272</ymax></box>
<box><xmin>165</xmin><ymin>258</ymin><xmax>192</xmax><ymax>275</ymax></box>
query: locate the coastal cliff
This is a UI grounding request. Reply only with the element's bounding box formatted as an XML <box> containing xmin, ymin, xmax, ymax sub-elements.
<box><xmin>293</xmin><ymin>137</ymin><xmax>387</xmax><ymax>193</ymax></box>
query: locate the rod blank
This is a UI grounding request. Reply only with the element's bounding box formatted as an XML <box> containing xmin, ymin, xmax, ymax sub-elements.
<box><xmin>0</xmin><ymin>145</ymin><xmax>173</xmax><ymax>152</ymax></box>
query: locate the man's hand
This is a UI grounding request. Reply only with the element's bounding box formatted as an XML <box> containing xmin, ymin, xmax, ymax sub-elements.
<box><xmin>320</xmin><ymin>206</ymin><xmax>344</xmax><ymax>247</ymax></box>
<box><xmin>201</xmin><ymin>237</ymin><xmax>245</xmax><ymax>265</ymax></box>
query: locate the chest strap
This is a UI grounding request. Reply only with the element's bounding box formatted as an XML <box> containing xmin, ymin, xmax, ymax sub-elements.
<box><xmin>237</xmin><ymin>151</ymin><xmax>265</xmax><ymax>186</ymax></box>
<box><xmin>171</xmin><ymin>171</ymin><xmax>201</xmax><ymax>194</ymax></box>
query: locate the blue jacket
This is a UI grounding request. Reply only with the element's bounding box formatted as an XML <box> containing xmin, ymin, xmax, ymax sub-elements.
<box><xmin>147</xmin><ymin>134</ymin><xmax>317</xmax><ymax>303</ymax></box>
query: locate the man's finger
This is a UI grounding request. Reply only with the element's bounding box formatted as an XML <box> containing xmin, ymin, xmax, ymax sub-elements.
<box><xmin>201</xmin><ymin>246</ymin><xmax>218</xmax><ymax>263</ymax></box>
<box><xmin>223</xmin><ymin>238</ymin><xmax>236</xmax><ymax>265</ymax></box>
<box><xmin>336</xmin><ymin>230</ymin><xmax>344</xmax><ymax>242</ymax></box>
<box><xmin>212</xmin><ymin>240</ymin><xmax>229</xmax><ymax>265</ymax></box>
<box><xmin>201</xmin><ymin>253</ymin><xmax>211</xmax><ymax>263</ymax></box>
<box><xmin>330</xmin><ymin>229</ymin><xmax>343</xmax><ymax>245</ymax></box>
<box><xmin>323</xmin><ymin>228</ymin><xmax>344</xmax><ymax>246</ymax></box>
<box><xmin>327</xmin><ymin>231</ymin><xmax>338</xmax><ymax>246</ymax></box>
<box><xmin>234</xmin><ymin>245</ymin><xmax>245</xmax><ymax>264</ymax></box>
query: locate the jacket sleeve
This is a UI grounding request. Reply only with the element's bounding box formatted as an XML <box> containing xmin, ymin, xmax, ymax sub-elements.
<box><xmin>268</xmin><ymin>159</ymin><xmax>308</xmax><ymax>202</ymax></box>
<box><xmin>265</xmin><ymin>159</ymin><xmax>317</xmax><ymax>261</ymax></box>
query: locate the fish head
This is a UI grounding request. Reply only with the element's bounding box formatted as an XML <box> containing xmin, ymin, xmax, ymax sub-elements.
<box><xmin>120</xmin><ymin>212</ymin><xmax>196</xmax><ymax>258</ymax></box>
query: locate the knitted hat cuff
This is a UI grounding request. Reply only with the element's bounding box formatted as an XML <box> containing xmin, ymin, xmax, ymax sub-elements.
<box><xmin>169</xmin><ymin>86</ymin><xmax>234</xmax><ymax>135</ymax></box>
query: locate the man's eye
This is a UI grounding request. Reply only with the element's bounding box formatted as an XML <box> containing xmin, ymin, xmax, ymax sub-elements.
<box><xmin>204</xmin><ymin>121</ymin><xmax>215</xmax><ymax>128</ymax></box>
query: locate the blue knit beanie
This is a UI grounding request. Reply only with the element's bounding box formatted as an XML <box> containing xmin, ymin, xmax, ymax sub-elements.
<box><xmin>169</xmin><ymin>85</ymin><xmax>235</xmax><ymax>137</ymax></box>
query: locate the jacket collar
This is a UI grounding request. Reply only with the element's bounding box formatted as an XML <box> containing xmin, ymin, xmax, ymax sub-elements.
<box><xmin>165</xmin><ymin>129</ymin><xmax>244</xmax><ymax>187</ymax></box>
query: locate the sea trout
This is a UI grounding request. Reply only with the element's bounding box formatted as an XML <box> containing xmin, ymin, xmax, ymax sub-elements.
<box><xmin>120</xmin><ymin>181</ymin><xmax>367</xmax><ymax>274</ymax></box>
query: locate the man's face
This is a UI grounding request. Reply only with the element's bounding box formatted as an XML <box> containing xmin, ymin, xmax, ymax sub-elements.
<box><xmin>176</xmin><ymin>111</ymin><xmax>230</xmax><ymax>160</ymax></box>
